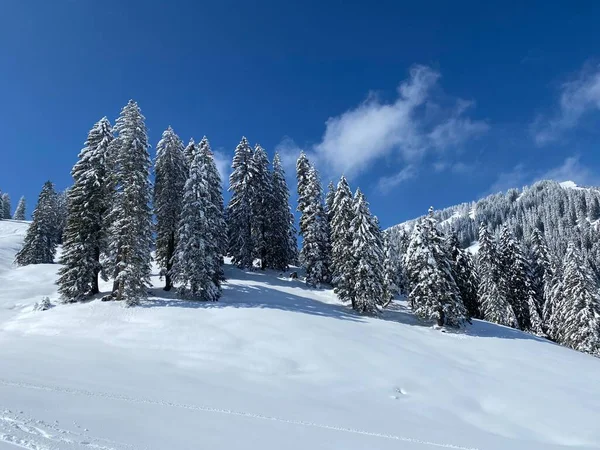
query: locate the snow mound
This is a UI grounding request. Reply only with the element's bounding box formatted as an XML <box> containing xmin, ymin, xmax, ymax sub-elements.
<box><xmin>0</xmin><ymin>221</ymin><xmax>599</xmax><ymax>450</ymax></box>
<box><xmin>560</xmin><ymin>180</ymin><xmax>578</xmax><ymax>189</ymax></box>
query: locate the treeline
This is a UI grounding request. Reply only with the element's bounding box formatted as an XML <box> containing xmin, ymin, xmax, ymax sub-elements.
<box><xmin>387</xmin><ymin>206</ymin><xmax>600</xmax><ymax>357</ymax></box>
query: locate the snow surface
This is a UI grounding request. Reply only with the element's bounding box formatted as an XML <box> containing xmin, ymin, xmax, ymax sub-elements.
<box><xmin>560</xmin><ymin>180</ymin><xmax>579</xmax><ymax>189</ymax></box>
<box><xmin>0</xmin><ymin>221</ymin><xmax>599</xmax><ymax>450</ymax></box>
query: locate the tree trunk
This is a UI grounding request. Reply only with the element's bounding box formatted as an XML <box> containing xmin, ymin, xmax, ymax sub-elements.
<box><xmin>91</xmin><ymin>246</ymin><xmax>100</xmax><ymax>295</ymax></box>
<box><xmin>164</xmin><ymin>233</ymin><xmax>174</xmax><ymax>291</ymax></box>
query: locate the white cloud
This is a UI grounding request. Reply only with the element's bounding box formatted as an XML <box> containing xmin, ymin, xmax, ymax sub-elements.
<box><xmin>377</xmin><ymin>165</ymin><xmax>418</xmax><ymax>193</ymax></box>
<box><xmin>277</xmin><ymin>65</ymin><xmax>488</xmax><ymax>185</ymax></box>
<box><xmin>532</xmin><ymin>63</ymin><xmax>600</xmax><ymax>145</ymax></box>
<box><xmin>213</xmin><ymin>148</ymin><xmax>231</xmax><ymax>185</ymax></box>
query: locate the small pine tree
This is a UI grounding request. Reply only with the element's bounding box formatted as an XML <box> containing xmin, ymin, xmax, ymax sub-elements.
<box><xmin>13</xmin><ymin>196</ymin><xmax>26</xmax><ymax>221</ymax></box>
<box><xmin>153</xmin><ymin>126</ymin><xmax>187</xmax><ymax>291</ymax></box>
<box><xmin>15</xmin><ymin>181</ymin><xmax>59</xmax><ymax>265</ymax></box>
<box><xmin>106</xmin><ymin>100</ymin><xmax>153</xmax><ymax>306</ymax></box>
<box><xmin>2</xmin><ymin>193</ymin><xmax>11</xmax><ymax>219</ymax></box>
<box><xmin>57</xmin><ymin>117</ymin><xmax>113</xmax><ymax>301</ymax></box>
<box><xmin>404</xmin><ymin>207</ymin><xmax>467</xmax><ymax>327</ymax></box>
<box><xmin>265</xmin><ymin>153</ymin><xmax>297</xmax><ymax>271</ymax></box>
<box><xmin>477</xmin><ymin>223</ymin><xmax>518</xmax><ymax>328</ymax></box>
<box><xmin>227</xmin><ymin>137</ymin><xmax>254</xmax><ymax>268</ymax></box>
<box><xmin>351</xmin><ymin>189</ymin><xmax>385</xmax><ymax>314</ymax></box>
<box><xmin>446</xmin><ymin>233</ymin><xmax>480</xmax><ymax>319</ymax></box>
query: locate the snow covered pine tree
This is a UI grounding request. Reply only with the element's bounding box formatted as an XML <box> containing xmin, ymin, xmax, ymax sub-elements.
<box><xmin>2</xmin><ymin>193</ymin><xmax>11</xmax><ymax>219</ymax></box>
<box><xmin>58</xmin><ymin>117</ymin><xmax>113</xmax><ymax>301</ymax></box>
<box><xmin>153</xmin><ymin>126</ymin><xmax>187</xmax><ymax>291</ymax></box>
<box><xmin>13</xmin><ymin>196</ymin><xmax>26</xmax><ymax>221</ymax></box>
<box><xmin>330</xmin><ymin>176</ymin><xmax>355</xmax><ymax>304</ymax></box>
<box><xmin>249</xmin><ymin>144</ymin><xmax>272</xmax><ymax>269</ymax></box>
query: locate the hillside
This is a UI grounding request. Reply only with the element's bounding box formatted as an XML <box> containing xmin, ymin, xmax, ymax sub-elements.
<box><xmin>1</xmin><ymin>221</ymin><xmax>600</xmax><ymax>449</ymax></box>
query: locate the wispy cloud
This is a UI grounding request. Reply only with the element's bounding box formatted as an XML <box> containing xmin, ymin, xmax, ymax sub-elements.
<box><xmin>212</xmin><ymin>148</ymin><xmax>230</xmax><ymax>185</ymax></box>
<box><xmin>487</xmin><ymin>155</ymin><xmax>599</xmax><ymax>194</ymax></box>
<box><xmin>377</xmin><ymin>165</ymin><xmax>418</xmax><ymax>193</ymax></box>
<box><xmin>275</xmin><ymin>65</ymin><xmax>489</xmax><ymax>187</ymax></box>
<box><xmin>532</xmin><ymin>63</ymin><xmax>600</xmax><ymax>145</ymax></box>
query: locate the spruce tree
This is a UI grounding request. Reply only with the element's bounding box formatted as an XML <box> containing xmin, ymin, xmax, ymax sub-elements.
<box><xmin>227</xmin><ymin>137</ymin><xmax>254</xmax><ymax>268</ymax></box>
<box><xmin>498</xmin><ymin>225</ymin><xmax>532</xmax><ymax>330</ymax></box>
<box><xmin>106</xmin><ymin>100</ymin><xmax>153</xmax><ymax>306</ymax></box>
<box><xmin>265</xmin><ymin>153</ymin><xmax>296</xmax><ymax>271</ymax></box>
<box><xmin>15</xmin><ymin>181</ymin><xmax>59</xmax><ymax>265</ymax></box>
<box><xmin>296</xmin><ymin>151</ymin><xmax>312</xmax><ymax>236</ymax></box>
<box><xmin>171</xmin><ymin>142</ymin><xmax>220</xmax><ymax>301</ymax></box>
<box><xmin>249</xmin><ymin>144</ymin><xmax>272</xmax><ymax>269</ymax></box>
<box><xmin>446</xmin><ymin>232</ymin><xmax>480</xmax><ymax>319</ymax></box>
<box><xmin>557</xmin><ymin>243</ymin><xmax>600</xmax><ymax>355</ymax></box>
<box><xmin>350</xmin><ymin>189</ymin><xmax>385</xmax><ymax>314</ymax></box>
<box><xmin>330</xmin><ymin>176</ymin><xmax>355</xmax><ymax>302</ymax></box>
<box><xmin>54</xmin><ymin>190</ymin><xmax>68</xmax><ymax>244</ymax></box>
<box><xmin>2</xmin><ymin>193</ymin><xmax>11</xmax><ymax>219</ymax></box>
<box><xmin>183</xmin><ymin>138</ymin><xmax>196</xmax><ymax>168</ymax></box>
<box><xmin>198</xmin><ymin>136</ymin><xmax>227</xmax><ymax>285</ymax></box>
<box><xmin>529</xmin><ymin>228</ymin><xmax>553</xmax><ymax>313</ymax></box>
<box><xmin>299</xmin><ymin>165</ymin><xmax>328</xmax><ymax>286</ymax></box>
<box><xmin>13</xmin><ymin>196</ymin><xmax>26</xmax><ymax>221</ymax></box>
<box><xmin>57</xmin><ymin>117</ymin><xmax>113</xmax><ymax>301</ymax></box>
<box><xmin>404</xmin><ymin>208</ymin><xmax>467</xmax><ymax>327</ymax></box>
<box><xmin>477</xmin><ymin>223</ymin><xmax>518</xmax><ymax>327</ymax></box>
<box><xmin>153</xmin><ymin>126</ymin><xmax>187</xmax><ymax>291</ymax></box>
<box><xmin>382</xmin><ymin>232</ymin><xmax>400</xmax><ymax>307</ymax></box>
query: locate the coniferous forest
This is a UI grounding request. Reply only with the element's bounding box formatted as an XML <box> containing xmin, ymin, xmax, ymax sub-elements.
<box><xmin>4</xmin><ymin>100</ymin><xmax>600</xmax><ymax>358</ymax></box>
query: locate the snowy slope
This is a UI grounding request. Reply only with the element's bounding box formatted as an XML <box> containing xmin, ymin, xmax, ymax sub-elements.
<box><xmin>0</xmin><ymin>221</ymin><xmax>599</xmax><ymax>450</ymax></box>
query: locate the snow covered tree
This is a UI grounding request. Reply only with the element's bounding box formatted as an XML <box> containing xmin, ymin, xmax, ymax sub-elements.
<box><xmin>227</xmin><ymin>137</ymin><xmax>254</xmax><ymax>268</ymax></box>
<box><xmin>446</xmin><ymin>232</ymin><xmax>480</xmax><ymax>319</ymax></box>
<box><xmin>249</xmin><ymin>144</ymin><xmax>272</xmax><ymax>269</ymax></box>
<box><xmin>404</xmin><ymin>207</ymin><xmax>467</xmax><ymax>327</ymax></box>
<box><xmin>15</xmin><ymin>181</ymin><xmax>59</xmax><ymax>265</ymax></box>
<box><xmin>382</xmin><ymin>233</ymin><xmax>400</xmax><ymax>307</ymax></box>
<box><xmin>529</xmin><ymin>228</ymin><xmax>553</xmax><ymax>313</ymax></box>
<box><xmin>13</xmin><ymin>196</ymin><xmax>26</xmax><ymax>220</ymax></box>
<box><xmin>265</xmin><ymin>153</ymin><xmax>296</xmax><ymax>271</ymax></box>
<box><xmin>57</xmin><ymin>117</ymin><xmax>113</xmax><ymax>301</ymax></box>
<box><xmin>498</xmin><ymin>225</ymin><xmax>532</xmax><ymax>330</ymax></box>
<box><xmin>105</xmin><ymin>100</ymin><xmax>153</xmax><ymax>306</ymax></box>
<box><xmin>555</xmin><ymin>243</ymin><xmax>600</xmax><ymax>355</ymax></box>
<box><xmin>296</xmin><ymin>151</ymin><xmax>311</xmax><ymax>236</ymax></box>
<box><xmin>350</xmin><ymin>189</ymin><xmax>385</xmax><ymax>313</ymax></box>
<box><xmin>54</xmin><ymin>190</ymin><xmax>68</xmax><ymax>244</ymax></box>
<box><xmin>331</xmin><ymin>176</ymin><xmax>355</xmax><ymax>302</ymax></box>
<box><xmin>171</xmin><ymin>141</ymin><xmax>220</xmax><ymax>301</ymax></box>
<box><xmin>298</xmin><ymin>164</ymin><xmax>328</xmax><ymax>286</ymax></box>
<box><xmin>197</xmin><ymin>136</ymin><xmax>227</xmax><ymax>285</ymax></box>
<box><xmin>183</xmin><ymin>138</ymin><xmax>196</xmax><ymax>168</ymax></box>
<box><xmin>2</xmin><ymin>193</ymin><xmax>11</xmax><ymax>219</ymax></box>
<box><xmin>153</xmin><ymin>126</ymin><xmax>187</xmax><ymax>291</ymax></box>
<box><xmin>477</xmin><ymin>223</ymin><xmax>518</xmax><ymax>327</ymax></box>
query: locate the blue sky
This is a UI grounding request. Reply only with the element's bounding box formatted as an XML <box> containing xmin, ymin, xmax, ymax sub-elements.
<box><xmin>1</xmin><ymin>1</ymin><xmax>600</xmax><ymax>227</ymax></box>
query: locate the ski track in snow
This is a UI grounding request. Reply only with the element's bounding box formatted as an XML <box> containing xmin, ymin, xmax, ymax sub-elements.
<box><xmin>0</xmin><ymin>379</ymin><xmax>479</xmax><ymax>450</ymax></box>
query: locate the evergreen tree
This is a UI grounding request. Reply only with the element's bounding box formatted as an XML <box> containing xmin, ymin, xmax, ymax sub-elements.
<box><xmin>227</xmin><ymin>137</ymin><xmax>254</xmax><ymax>268</ymax></box>
<box><xmin>265</xmin><ymin>153</ymin><xmax>296</xmax><ymax>271</ymax></box>
<box><xmin>446</xmin><ymin>232</ymin><xmax>480</xmax><ymax>319</ymax></box>
<box><xmin>106</xmin><ymin>100</ymin><xmax>153</xmax><ymax>306</ymax></box>
<box><xmin>498</xmin><ymin>225</ymin><xmax>532</xmax><ymax>330</ymax></box>
<box><xmin>15</xmin><ymin>181</ymin><xmax>59</xmax><ymax>265</ymax></box>
<box><xmin>556</xmin><ymin>243</ymin><xmax>600</xmax><ymax>355</ymax></box>
<box><xmin>299</xmin><ymin>165</ymin><xmax>328</xmax><ymax>286</ymax></box>
<box><xmin>183</xmin><ymin>138</ymin><xmax>196</xmax><ymax>168</ymax></box>
<box><xmin>13</xmin><ymin>196</ymin><xmax>26</xmax><ymax>221</ymax></box>
<box><xmin>153</xmin><ymin>126</ymin><xmax>187</xmax><ymax>291</ymax></box>
<box><xmin>477</xmin><ymin>223</ymin><xmax>518</xmax><ymax>327</ymax></box>
<box><xmin>382</xmin><ymin>232</ymin><xmax>400</xmax><ymax>307</ymax></box>
<box><xmin>296</xmin><ymin>151</ymin><xmax>312</xmax><ymax>236</ymax></box>
<box><xmin>529</xmin><ymin>228</ymin><xmax>553</xmax><ymax>312</ymax></box>
<box><xmin>171</xmin><ymin>142</ymin><xmax>220</xmax><ymax>301</ymax></box>
<box><xmin>198</xmin><ymin>136</ymin><xmax>227</xmax><ymax>285</ymax></box>
<box><xmin>54</xmin><ymin>190</ymin><xmax>68</xmax><ymax>244</ymax></box>
<box><xmin>249</xmin><ymin>144</ymin><xmax>272</xmax><ymax>269</ymax></box>
<box><xmin>331</xmin><ymin>176</ymin><xmax>355</xmax><ymax>302</ymax></box>
<box><xmin>57</xmin><ymin>117</ymin><xmax>113</xmax><ymax>301</ymax></box>
<box><xmin>2</xmin><ymin>193</ymin><xmax>11</xmax><ymax>219</ymax></box>
<box><xmin>350</xmin><ymin>189</ymin><xmax>385</xmax><ymax>314</ymax></box>
<box><xmin>404</xmin><ymin>207</ymin><xmax>467</xmax><ymax>327</ymax></box>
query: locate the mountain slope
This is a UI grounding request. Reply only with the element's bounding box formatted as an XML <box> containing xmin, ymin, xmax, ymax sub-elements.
<box><xmin>0</xmin><ymin>221</ymin><xmax>599</xmax><ymax>450</ymax></box>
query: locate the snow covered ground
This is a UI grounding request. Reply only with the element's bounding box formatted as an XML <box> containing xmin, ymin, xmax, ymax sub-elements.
<box><xmin>0</xmin><ymin>221</ymin><xmax>599</xmax><ymax>450</ymax></box>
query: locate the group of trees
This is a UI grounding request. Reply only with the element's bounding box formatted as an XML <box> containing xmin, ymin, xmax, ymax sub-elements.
<box><xmin>389</xmin><ymin>193</ymin><xmax>600</xmax><ymax>356</ymax></box>
<box><xmin>296</xmin><ymin>155</ymin><xmax>390</xmax><ymax>314</ymax></box>
<box><xmin>0</xmin><ymin>192</ymin><xmax>26</xmax><ymax>220</ymax></box>
<box><xmin>227</xmin><ymin>137</ymin><xmax>297</xmax><ymax>271</ymax></box>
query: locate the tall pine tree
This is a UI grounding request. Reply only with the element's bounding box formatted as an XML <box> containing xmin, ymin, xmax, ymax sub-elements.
<box><xmin>106</xmin><ymin>100</ymin><xmax>153</xmax><ymax>306</ymax></box>
<box><xmin>57</xmin><ymin>117</ymin><xmax>113</xmax><ymax>301</ymax></box>
<box><xmin>15</xmin><ymin>182</ymin><xmax>59</xmax><ymax>265</ymax></box>
<box><xmin>227</xmin><ymin>137</ymin><xmax>254</xmax><ymax>268</ymax></box>
<box><xmin>446</xmin><ymin>232</ymin><xmax>480</xmax><ymax>319</ymax></box>
<box><xmin>154</xmin><ymin>126</ymin><xmax>187</xmax><ymax>291</ymax></box>
<box><xmin>331</xmin><ymin>176</ymin><xmax>355</xmax><ymax>302</ymax></box>
<box><xmin>249</xmin><ymin>144</ymin><xmax>272</xmax><ymax>269</ymax></box>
